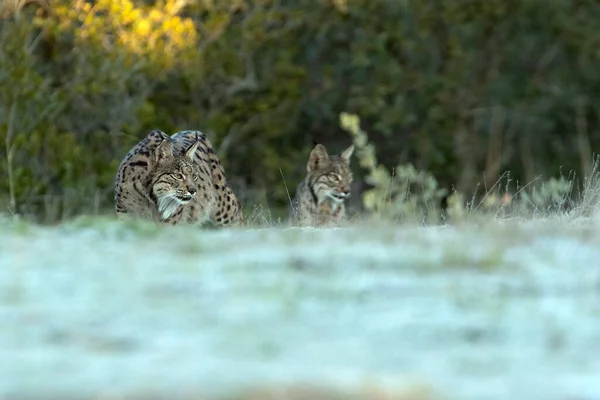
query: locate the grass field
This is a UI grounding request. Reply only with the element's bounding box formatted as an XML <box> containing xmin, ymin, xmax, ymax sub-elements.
<box><xmin>1</xmin><ymin>215</ymin><xmax>600</xmax><ymax>400</ymax></box>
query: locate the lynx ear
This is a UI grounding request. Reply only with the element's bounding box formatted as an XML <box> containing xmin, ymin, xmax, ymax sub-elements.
<box><xmin>185</xmin><ymin>139</ymin><xmax>200</xmax><ymax>161</ymax></box>
<box><xmin>307</xmin><ymin>144</ymin><xmax>329</xmax><ymax>172</ymax></box>
<box><xmin>147</xmin><ymin>129</ymin><xmax>169</xmax><ymax>142</ymax></box>
<box><xmin>157</xmin><ymin>130</ymin><xmax>170</xmax><ymax>140</ymax></box>
<box><xmin>155</xmin><ymin>138</ymin><xmax>174</xmax><ymax>163</ymax></box>
<box><xmin>340</xmin><ymin>144</ymin><xmax>354</xmax><ymax>164</ymax></box>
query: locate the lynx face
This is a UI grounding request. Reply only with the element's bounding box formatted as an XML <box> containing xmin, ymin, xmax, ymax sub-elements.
<box><xmin>150</xmin><ymin>138</ymin><xmax>200</xmax><ymax>220</ymax></box>
<box><xmin>307</xmin><ymin>144</ymin><xmax>354</xmax><ymax>205</ymax></box>
<box><xmin>289</xmin><ymin>143</ymin><xmax>354</xmax><ymax>227</ymax></box>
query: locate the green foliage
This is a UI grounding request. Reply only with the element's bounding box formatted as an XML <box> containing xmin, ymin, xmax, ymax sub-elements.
<box><xmin>471</xmin><ymin>174</ymin><xmax>574</xmax><ymax>220</ymax></box>
<box><xmin>340</xmin><ymin>112</ymin><xmax>447</xmax><ymax>223</ymax></box>
<box><xmin>512</xmin><ymin>177</ymin><xmax>573</xmax><ymax>215</ymax></box>
<box><xmin>574</xmin><ymin>157</ymin><xmax>600</xmax><ymax>218</ymax></box>
<box><xmin>2</xmin><ymin>0</ymin><xmax>600</xmax><ymax>222</ymax></box>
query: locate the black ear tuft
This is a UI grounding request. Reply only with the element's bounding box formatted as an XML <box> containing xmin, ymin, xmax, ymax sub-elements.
<box><xmin>312</xmin><ymin>139</ymin><xmax>319</xmax><ymax>147</ymax></box>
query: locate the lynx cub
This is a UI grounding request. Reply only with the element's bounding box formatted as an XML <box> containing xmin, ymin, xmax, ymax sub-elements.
<box><xmin>114</xmin><ymin>129</ymin><xmax>243</xmax><ymax>226</ymax></box>
<box><xmin>290</xmin><ymin>143</ymin><xmax>354</xmax><ymax>227</ymax></box>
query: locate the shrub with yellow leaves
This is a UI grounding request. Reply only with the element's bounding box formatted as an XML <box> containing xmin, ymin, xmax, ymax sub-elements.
<box><xmin>37</xmin><ymin>0</ymin><xmax>198</xmax><ymax>71</ymax></box>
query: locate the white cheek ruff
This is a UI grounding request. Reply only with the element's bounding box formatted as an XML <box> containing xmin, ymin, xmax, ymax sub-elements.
<box><xmin>157</xmin><ymin>195</ymin><xmax>185</xmax><ymax>220</ymax></box>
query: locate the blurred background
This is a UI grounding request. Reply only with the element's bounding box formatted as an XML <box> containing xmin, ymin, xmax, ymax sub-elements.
<box><xmin>1</xmin><ymin>0</ymin><xmax>600</xmax><ymax>223</ymax></box>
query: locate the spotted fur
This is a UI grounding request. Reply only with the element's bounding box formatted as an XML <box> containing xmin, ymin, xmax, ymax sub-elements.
<box><xmin>114</xmin><ymin>129</ymin><xmax>243</xmax><ymax>226</ymax></box>
<box><xmin>289</xmin><ymin>143</ymin><xmax>354</xmax><ymax>227</ymax></box>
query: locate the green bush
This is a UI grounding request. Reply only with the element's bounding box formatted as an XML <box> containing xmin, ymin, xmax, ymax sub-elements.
<box><xmin>2</xmin><ymin>0</ymin><xmax>600</xmax><ymax>222</ymax></box>
<box><xmin>340</xmin><ymin>112</ymin><xmax>446</xmax><ymax>223</ymax></box>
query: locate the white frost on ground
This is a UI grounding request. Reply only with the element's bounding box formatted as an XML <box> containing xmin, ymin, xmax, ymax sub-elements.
<box><xmin>1</xmin><ymin>217</ymin><xmax>600</xmax><ymax>400</ymax></box>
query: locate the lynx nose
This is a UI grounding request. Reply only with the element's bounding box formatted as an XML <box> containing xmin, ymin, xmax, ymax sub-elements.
<box><xmin>188</xmin><ymin>187</ymin><xmax>197</xmax><ymax>196</ymax></box>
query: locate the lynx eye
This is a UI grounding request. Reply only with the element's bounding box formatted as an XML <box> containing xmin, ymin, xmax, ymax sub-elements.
<box><xmin>193</xmin><ymin>174</ymin><xmax>199</xmax><ymax>181</ymax></box>
<box><xmin>172</xmin><ymin>173</ymin><xmax>184</xmax><ymax>180</ymax></box>
<box><xmin>331</xmin><ymin>175</ymin><xmax>341</xmax><ymax>182</ymax></box>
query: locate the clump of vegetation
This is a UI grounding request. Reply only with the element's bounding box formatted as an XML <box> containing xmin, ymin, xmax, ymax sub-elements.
<box><xmin>340</xmin><ymin>111</ymin><xmax>585</xmax><ymax>224</ymax></box>
<box><xmin>466</xmin><ymin>172</ymin><xmax>573</xmax><ymax>220</ymax></box>
<box><xmin>567</xmin><ymin>157</ymin><xmax>600</xmax><ymax>219</ymax></box>
<box><xmin>340</xmin><ymin>112</ymin><xmax>447</xmax><ymax>224</ymax></box>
